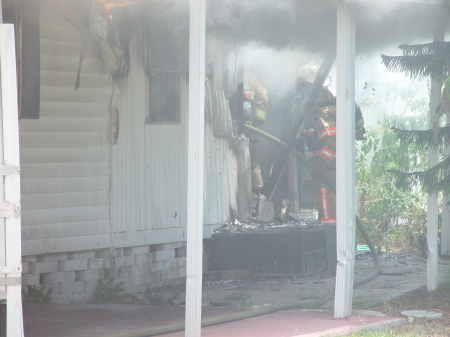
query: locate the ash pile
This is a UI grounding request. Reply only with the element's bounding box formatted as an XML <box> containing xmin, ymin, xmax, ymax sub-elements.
<box><xmin>213</xmin><ymin>207</ymin><xmax>322</xmax><ymax>235</ymax></box>
<box><xmin>212</xmin><ymin>218</ymin><xmax>322</xmax><ymax>235</ymax></box>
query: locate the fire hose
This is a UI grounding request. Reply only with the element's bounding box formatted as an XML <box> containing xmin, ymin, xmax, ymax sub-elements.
<box><xmin>100</xmin><ymin>126</ymin><xmax>380</xmax><ymax>337</ymax></box>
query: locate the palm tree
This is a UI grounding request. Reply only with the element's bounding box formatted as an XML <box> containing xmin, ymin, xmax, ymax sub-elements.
<box><xmin>381</xmin><ymin>41</ymin><xmax>450</xmax><ymax>194</ymax></box>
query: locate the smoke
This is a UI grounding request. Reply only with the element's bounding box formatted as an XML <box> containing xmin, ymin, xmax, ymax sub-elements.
<box><xmin>207</xmin><ymin>0</ymin><xmax>297</xmax><ymax>48</ymax></box>
<box><xmin>206</xmin><ymin>0</ymin><xmax>444</xmax><ymax>55</ymax></box>
<box><xmin>218</xmin><ymin>38</ymin><xmax>431</xmax><ymax>107</ymax></box>
<box><xmin>352</xmin><ymin>0</ymin><xmax>402</xmax><ymax>22</ymax></box>
<box><xmin>107</xmin><ymin>0</ymin><xmax>444</xmax><ymax>104</ymax></box>
<box><xmin>112</xmin><ymin>0</ymin><xmax>445</xmax><ymax>61</ymax></box>
<box><xmin>235</xmin><ymin>42</ymin><xmax>316</xmax><ymax>96</ymax></box>
<box><xmin>353</xmin><ymin>1</ymin><xmax>443</xmax><ymax>54</ymax></box>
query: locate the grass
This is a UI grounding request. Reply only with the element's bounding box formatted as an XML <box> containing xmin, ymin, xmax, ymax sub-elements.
<box><xmin>92</xmin><ymin>277</ymin><xmax>138</xmax><ymax>304</ymax></box>
<box><xmin>209</xmin><ymin>292</ymin><xmax>253</xmax><ymax>308</ymax></box>
<box><xmin>376</xmin><ymin>281</ymin><xmax>399</xmax><ymax>289</ymax></box>
<box><xmin>224</xmin><ymin>292</ymin><xmax>252</xmax><ymax>308</ymax></box>
<box><xmin>343</xmin><ymin>276</ymin><xmax>450</xmax><ymax>336</ymax></box>
<box><xmin>345</xmin><ymin>331</ymin><xmax>425</xmax><ymax>336</ymax></box>
<box><xmin>145</xmin><ymin>287</ymin><xmax>165</xmax><ymax>305</ymax></box>
<box><xmin>22</xmin><ymin>285</ymin><xmax>52</xmax><ymax>303</ymax></box>
<box><xmin>296</xmin><ymin>294</ymin><xmax>320</xmax><ymax>300</ymax></box>
<box><xmin>352</xmin><ymin>292</ymin><xmax>376</xmax><ymax>310</ymax></box>
<box><xmin>344</xmin><ymin>322</ymin><xmax>450</xmax><ymax>336</ymax></box>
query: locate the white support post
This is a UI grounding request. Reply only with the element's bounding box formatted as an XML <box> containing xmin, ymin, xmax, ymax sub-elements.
<box><xmin>427</xmin><ymin>96</ymin><xmax>439</xmax><ymax>292</ymax></box>
<box><xmin>0</xmin><ymin>36</ymin><xmax>4</xmax><ymax>306</ymax></box>
<box><xmin>0</xmin><ymin>24</ymin><xmax>24</xmax><ymax>337</ymax></box>
<box><xmin>0</xmin><ymin>0</ymin><xmax>5</xmax><ymax>305</ymax></box>
<box><xmin>185</xmin><ymin>0</ymin><xmax>205</xmax><ymax>336</ymax></box>
<box><xmin>442</xmin><ymin>141</ymin><xmax>450</xmax><ymax>256</ymax></box>
<box><xmin>334</xmin><ymin>2</ymin><xmax>356</xmax><ymax>319</ymax></box>
<box><xmin>427</xmin><ymin>14</ymin><xmax>445</xmax><ymax>292</ymax></box>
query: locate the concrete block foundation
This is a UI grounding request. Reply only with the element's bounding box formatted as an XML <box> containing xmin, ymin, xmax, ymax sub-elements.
<box><xmin>21</xmin><ymin>241</ymin><xmax>188</xmax><ymax>303</ymax></box>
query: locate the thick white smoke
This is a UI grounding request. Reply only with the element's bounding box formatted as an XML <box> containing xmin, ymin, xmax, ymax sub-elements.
<box><xmin>237</xmin><ymin>43</ymin><xmax>329</xmax><ymax>98</ymax></box>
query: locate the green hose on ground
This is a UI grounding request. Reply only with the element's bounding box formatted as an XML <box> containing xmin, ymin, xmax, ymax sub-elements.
<box><xmin>100</xmin><ymin>127</ymin><xmax>381</xmax><ymax>337</ymax></box>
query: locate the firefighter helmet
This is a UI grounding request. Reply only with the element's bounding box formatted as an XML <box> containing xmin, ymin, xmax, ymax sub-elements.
<box><xmin>298</xmin><ymin>62</ymin><xmax>331</xmax><ymax>87</ymax></box>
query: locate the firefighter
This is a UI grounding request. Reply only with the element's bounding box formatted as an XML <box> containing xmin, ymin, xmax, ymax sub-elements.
<box><xmin>242</xmin><ymin>70</ymin><xmax>269</xmax><ymax>194</ymax></box>
<box><xmin>296</xmin><ymin>63</ymin><xmax>365</xmax><ymax>225</ymax></box>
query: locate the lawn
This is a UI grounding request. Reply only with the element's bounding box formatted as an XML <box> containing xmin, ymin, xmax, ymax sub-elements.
<box><xmin>346</xmin><ymin>281</ymin><xmax>450</xmax><ymax>336</ymax></box>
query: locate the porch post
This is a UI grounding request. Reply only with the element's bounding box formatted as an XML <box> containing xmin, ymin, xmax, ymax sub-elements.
<box><xmin>185</xmin><ymin>0</ymin><xmax>206</xmax><ymax>336</ymax></box>
<box><xmin>0</xmin><ymin>24</ymin><xmax>24</xmax><ymax>337</ymax></box>
<box><xmin>427</xmin><ymin>13</ymin><xmax>445</xmax><ymax>291</ymax></box>
<box><xmin>334</xmin><ymin>1</ymin><xmax>356</xmax><ymax>318</ymax></box>
<box><xmin>0</xmin><ymin>0</ymin><xmax>5</xmax><ymax>315</ymax></box>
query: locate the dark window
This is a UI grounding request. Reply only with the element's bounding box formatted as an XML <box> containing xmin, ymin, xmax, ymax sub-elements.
<box><xmin>147</xmin><ymin>70</ymin><xmax>181</xmax><ymax>124</ymax></box>
<box><xmin>143</xmin><ymin>17</ymin><xmax>183</xmax><ymax>125</ymax></box>
<box><xmin>4</xmin><ymin>0</ymin><xmax>41</xmax><ymax>119</ymax></box>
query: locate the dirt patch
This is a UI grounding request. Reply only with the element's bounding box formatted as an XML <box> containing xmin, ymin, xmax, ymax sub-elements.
<box><xmin>143</xmin><ymin>252</ymin><xmax>447</xmax><ymax>313</ymax></box>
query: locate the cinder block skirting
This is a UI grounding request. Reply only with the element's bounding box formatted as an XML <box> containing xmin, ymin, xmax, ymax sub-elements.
<box><xmin>21</xmin><ymin>242</ymin><xmax>188</xmax><ymax>303</ymax></box>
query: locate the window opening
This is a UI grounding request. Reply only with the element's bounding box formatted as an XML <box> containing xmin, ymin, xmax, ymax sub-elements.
<box><xmin>146</xmin><ymin>69</ymin><xmax>181</xmax><ymax>124</ymax></box>
<box><xmin>144</xmin><ymin>22</ymin><xmax>182</xmax><ymax>124</ymax></box>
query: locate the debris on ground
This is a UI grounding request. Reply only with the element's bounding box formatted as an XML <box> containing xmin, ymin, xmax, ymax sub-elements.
<box><xmin>212</xmin><ymin>218</ymin><xmax>321</xmax><ymax>234</ymax></box>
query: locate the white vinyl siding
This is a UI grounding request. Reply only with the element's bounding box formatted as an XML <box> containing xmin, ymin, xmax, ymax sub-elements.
<box><xmin>111</xmin><ymin>35</ymin><xmax>189</xmax><ymax>247</ymax></box>
<box><xmin>111</xmin><ymin>35</ymin><xmax>239</xmax><ymax>248</ymax></box>
<box><xmin>20</xmin><ymin>0</ymin><xmax>113</xmax><ymax>256</ymax></box>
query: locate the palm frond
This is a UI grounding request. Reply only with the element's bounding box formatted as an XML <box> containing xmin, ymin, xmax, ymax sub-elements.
<box><xmin>389</xmin><ymin>155</ymin><xmax>450</xmax><ymax>193</ymax></box>
<box><xmin>381</xmin><ymin>54</ymin><xmax>450</xmax><ymax>80</ymax></box>
<box><xmin>391</xmin><ymin>126</ymin><xmax>450</xmax><ymax>149</ymax></box>
<box><xmin>398</xmin><ymin>42</ymin><xmax>450</xmax><ymax>56</ymax></box>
